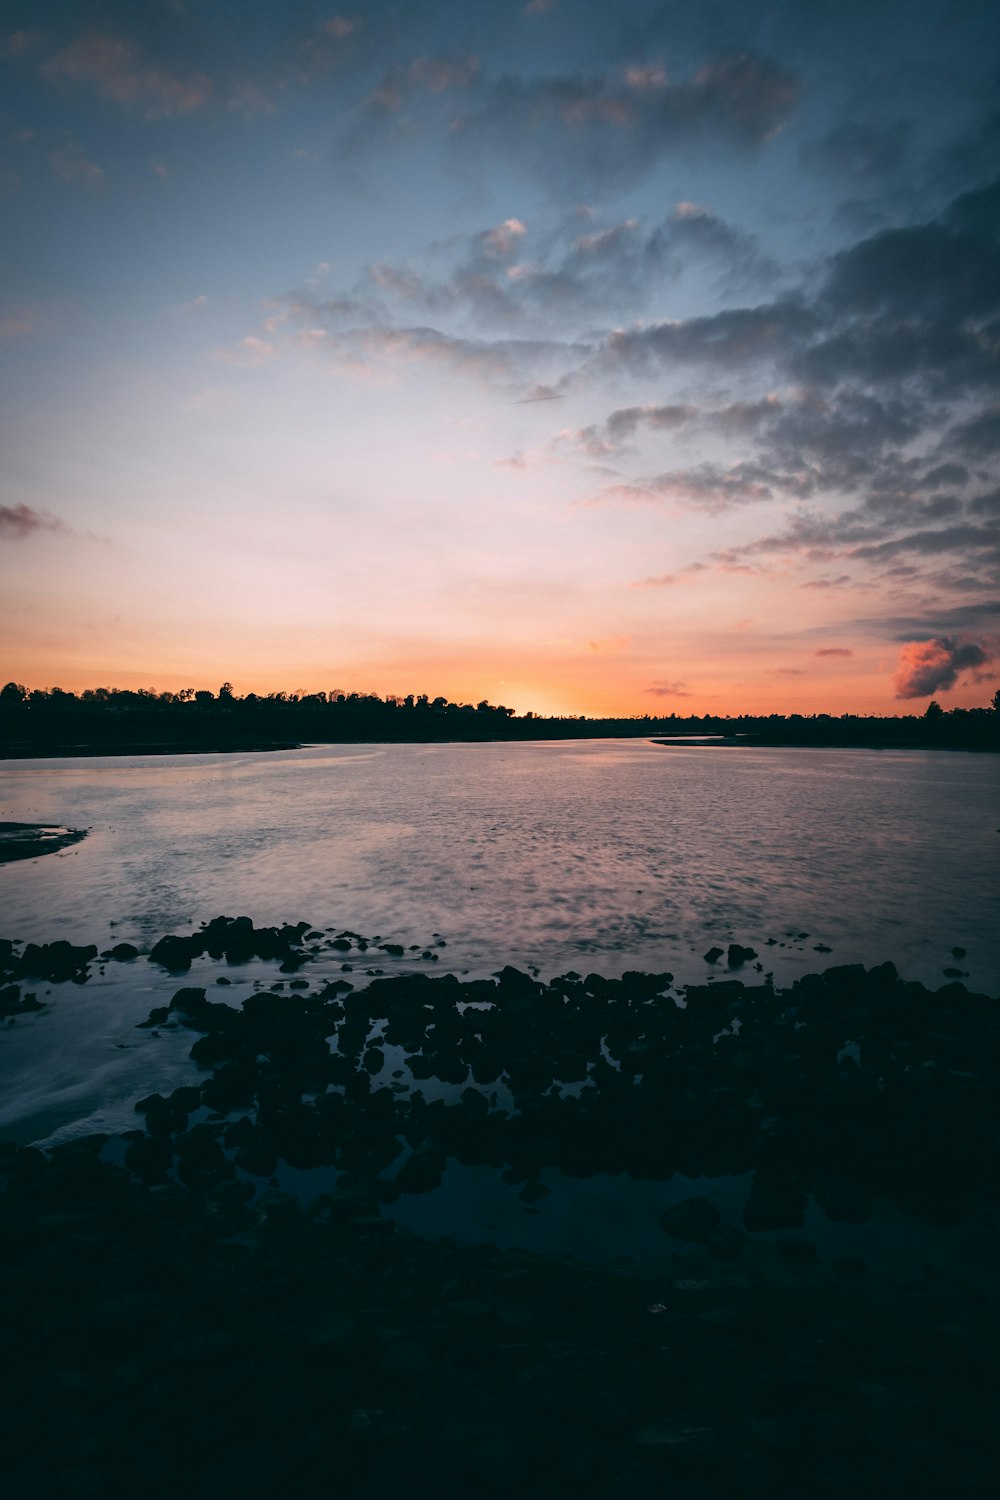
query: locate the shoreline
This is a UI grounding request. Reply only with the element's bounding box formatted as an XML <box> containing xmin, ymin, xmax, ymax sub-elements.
<box><xmin>2</xmin><ymin>731</ymin><xmax>998</xmax><ymax>760</ymax></box>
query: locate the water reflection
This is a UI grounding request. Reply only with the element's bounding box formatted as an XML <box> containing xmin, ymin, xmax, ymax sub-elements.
<box><xmin>0</xmin><ymin>739</ymin><xmax>996</xmax><ymax>989</ymax></box>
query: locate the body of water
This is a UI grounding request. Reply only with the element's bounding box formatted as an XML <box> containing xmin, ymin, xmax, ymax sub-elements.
<box><xmin>1</xmin><ymin>738</ymin><xmax>998</xmax><ymax>1145</ymax></box>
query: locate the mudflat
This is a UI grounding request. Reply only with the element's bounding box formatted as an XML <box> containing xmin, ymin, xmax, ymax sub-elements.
<box><xmin>0</xmin><ymin>822</ymin><xmax>87</xmax><ymax>864</ymax></box>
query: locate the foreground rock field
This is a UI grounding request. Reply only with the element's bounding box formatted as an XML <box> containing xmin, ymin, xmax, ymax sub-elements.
<box><xmin>2</xmin><ymin>918</ymin><xmax>998</xmax><ymax>1497</ymax></box>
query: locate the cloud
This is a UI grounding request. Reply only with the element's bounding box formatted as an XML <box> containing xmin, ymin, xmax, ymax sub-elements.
<box><xmin>800</xmin><ymin>119</ymin><xmax>910</xmax><ymax>181</ymax></box>
<box><xmin>645</xmin><ymin>680</ymin><xmax>692</xmax><ymax>697</ymax></box>
<box><xmin>632</xmin><ymin>563</ymin><xmax>708</xmax><ymax>589</ymax></box>
<box><xmin>660</xmin><ymin>200</ymin><xmax>779</xmax><ymax>288</ymax></box>
<box><xmin>948</xmin><ymin>405</ymin><xmax>1000</xmax><ymax>458</ymax></box>
<box><xmin>514</xmin><ymin>386</ymin><xmax>563</xmax><ymax>403</ymax></box>
<box><xmin>261</xmin><ymin>291</ymin><xmax>586</xmax><ymax>388</ymax></box>
<box><xmin>367</xmin><ymin>54</ymin><xmax>480</xmax><ymax>113</ymax></box>
<box><xmin>474</xmin><ymin>51</ymin><xmax>795</xmax><ymax>152</ymax></box>
<box><xmin>801</xmin><ymin>575</ymin><xmax>855</xmax><ymax>591</ymax></box>
<box><xmin>215</xmin><ymin>335</ymin><xmax>277</xmax><ymax>366</ymax></box>
<box><xmin>597</xmin><ymin>459</ymin><xmax>811</xmax><ymax>512</ymax></box>
<box><xmin>0</xmin><ymin>504</ymin><xmax>65</xmax><ymax>541</ymax></box>
<box><xmin>0</xmin><ymin>307</ymin><xmax>34</xmax><ymax>340</ymax></box>
<box><xmin>862</xmin><ymin>602</ymin><xmax>1000</xmax><ymax>638</ymax></box>
<box><xmin>596</xmin><ymin>300</ymin><xmax>816</xmax><ymax>375</ymax></box>
<box><xmin>343</xmin><ymin>51</ymin><xmax>798</xmax><ymax>193</ymax></box>
<box><xmin>43</xmin><ymin>33</ymin><xmax>212</xmax><ymax>119</ymax></box>
<box><xmin>849</xmin><ymin>522</ymin><xmax>1000</xmax><ymax>564</ymax></box>
<box><xmin>47</xmin><ymin>138</ymin><xmax>105</xmax><ymax>189</ymax></box>
<box><xmin>357</xmin><ymin>200</ymin><xmax>776</xmax><ymax>337</ymax></box>
<box><xmin>322</xmin><ymin>17</ymin><xmax>361</xmax><ymax>42</ymax></box>
<box><xmin>815</xmin><ymin>647</ymin><xmax>854</xmax><ymax>657</ymax></box>
<box><xmin>893</xmin><ymin>637</ymin><xmax>992</xmax><ymax>698</ymax></box>
<box><xmin>823</xmin><ymin>218</ymin><xmax>1000</xmax><ymax>325</ymax></box>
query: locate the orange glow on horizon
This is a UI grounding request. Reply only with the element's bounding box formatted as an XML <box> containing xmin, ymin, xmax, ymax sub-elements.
<box><xmin>4</xmin><ymin>649</ymin><xmax>993</xmax><ymax>719</ymax></box>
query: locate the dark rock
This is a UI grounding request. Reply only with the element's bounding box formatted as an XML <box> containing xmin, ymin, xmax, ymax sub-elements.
<box><xmin>136</xmin><ymin>1006</ymin><xmax>169</xmax><ymax>1028</ymax></box>
<box><xmin>16</xmin><ymin>940</ymin><xmax>97</xmax><ymax>983</ymax></box>
<box><xmin>149</xmin><ymin>934</ymin><xmax>197</xmax><ymax>971</ymax></box>
<box><xmin>660</xmin><ymin>1196</ymin><xmax>721</xmax><ymax>1243</ymax></box>
<box><xmin>703</xmin><ymin>946</ymin><xmax>724</xmax><ymax>964</ymax></box>
<box><xmin>727</xmin><ymin>944</ymin><xmax>757</xmax><ymax>967</ymax></box>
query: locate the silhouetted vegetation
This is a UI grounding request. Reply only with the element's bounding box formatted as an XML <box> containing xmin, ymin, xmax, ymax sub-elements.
<box><xmin>1</xmin><ymin>680</ymin><xmax>998</xmax><ymax>756</ymax></box>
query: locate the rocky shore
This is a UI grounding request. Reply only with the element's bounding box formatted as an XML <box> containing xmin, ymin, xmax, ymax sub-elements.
<box><xmin>2</xmin><ymin>919</ymin><xmax>999</xmax><ymax>1496</ymax></box>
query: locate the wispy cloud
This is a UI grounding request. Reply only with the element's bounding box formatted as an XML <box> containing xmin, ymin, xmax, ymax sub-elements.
<box><xmin>43</xmin><ymin>33</ymin><xmax>212</xmax><ymax>119</ymax></box>
<box><xmin>0</xmin><ymin>504</ymin><xmax>66</xmax><ymax>541</ymax></box>
<box><xmin>47</xmin><ymin>138</ymin><xmax>105</xmax><ymax>189</ymax></box>
<box><xmin>0</xmin><ymin>307</ymin><xmax>35</xmax><ymax>340</ymax></box>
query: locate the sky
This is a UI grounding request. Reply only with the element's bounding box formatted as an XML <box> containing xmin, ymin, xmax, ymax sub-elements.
<box><xmin>1</xmin><ymin>0</ymin><xmax>999</xmax><ymax>716</ymax></box>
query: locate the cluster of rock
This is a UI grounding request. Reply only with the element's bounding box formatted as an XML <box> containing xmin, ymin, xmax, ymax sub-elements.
<box><xmin>148</xmin><ymin>916</ymin><xmax>316</xmax><ymax>972</ymax></box>
<box><xmin>2</xmin><ymin>1102</ymin><xmax>998</xmax><ymax>1495</ymax></box>
<box><xmin>121</xmin><ymin>959</ymin><xmax>1000</xmax><ymax>1234</ymax></box>
<box><xmin>2</xmin><ymin>937</ymin><xmax>999</xmax><ymax>1493</ymax></box>
<box><xmin>1</xmin><ymin>936</ymin><xmax>100</xmax><ymax>1014</ymax></box>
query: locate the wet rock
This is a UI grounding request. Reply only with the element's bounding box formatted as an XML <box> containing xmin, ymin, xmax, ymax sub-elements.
<box><xmin>660</xmin><ymin>1196</ymin><xmax>721</xmax><ymax>1243</ymax></box>
<box><xmin>727</xmin><ymin>944</ymin><xmax>757</xmax><ymax>967</ymax></box>
<box><xmin>136</xmin><ymin>1006</ymin><xmax>169</xmax><ymax>1029</ymax></box>
<box><xmin>0</xmin><ymin>983</ymin><xmax>42</xmax><ymax>1017</ymax></box>
<box><xmin>703</xmin><ymin>947</ymin><xmax>724</xmax><ymax>964</ymax></box>
<box><xmin>16</xmin><ymin>940</ymin><xmax>97</xmax><ymax>984</ymax></box>
<box><xmin>148</xmin><ymin>934</ymin><xmax>198</xmax><ymax>971</ymax></box>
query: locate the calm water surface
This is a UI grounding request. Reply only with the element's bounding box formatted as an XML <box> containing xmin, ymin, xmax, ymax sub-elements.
<box><xmin>1</xmin><ymin>739</ymin><xmax>998</xmax><ymax>1145</ymax></box>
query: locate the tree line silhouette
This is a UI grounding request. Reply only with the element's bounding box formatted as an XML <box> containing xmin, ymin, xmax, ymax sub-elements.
<box><xmin>1</xmin><ymin>680</ymin><xmax>998</xmax><ymax>755</ymax></box>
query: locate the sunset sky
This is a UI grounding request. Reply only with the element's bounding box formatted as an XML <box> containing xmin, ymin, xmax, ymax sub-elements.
<box><xmin>1</xmin><ymin>0</ymin><xmax>998</xmax><ymax>715</ymax></box>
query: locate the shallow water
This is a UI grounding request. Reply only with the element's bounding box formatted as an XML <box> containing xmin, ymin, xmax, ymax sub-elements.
<box><xmin>1</xmin><ymin>738</ymin><xmax>998</xmax><ymax>1144</ymax></box>
<box><xmin>2</xmin><ymin>738</ymin><xmax>997</xmax><ymax>978</ymax></box>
